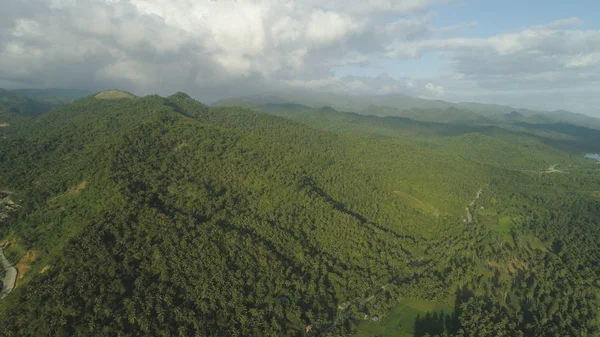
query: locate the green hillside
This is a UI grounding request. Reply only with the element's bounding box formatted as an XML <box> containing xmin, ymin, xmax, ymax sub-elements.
<box><xmin>257</xmin><ymin>104</ymin><xmax>600</xmax><ymax>170</ymax></box>
<box><xmin>0</xmin><ymin>93</ymin><xmax>599</xmax><ymax>337</ymax></box>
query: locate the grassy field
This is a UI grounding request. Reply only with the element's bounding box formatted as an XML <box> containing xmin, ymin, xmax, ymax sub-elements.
<box><xmin>94</xmin><ymin>90</ymin><xmax>135</xmax><ymax>100</ymax></box>
<box><xmin>520</xmin><ymin>234</ymin><xmax>547</xmax><ymax>252</ymax></box>
<box><xmin>492</xmin><ymin>215</ymin><xmax>514</xmax><ymax>233</ymax></box>
<box><xmin>355</xmin><ymin>298</ymin><xmax>454</xmax><ymax>337</ymax></box>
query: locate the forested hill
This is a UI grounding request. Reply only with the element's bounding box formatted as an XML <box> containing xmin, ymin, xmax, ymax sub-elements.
<box><xmin>0</xmin><ymin>91</ymin><xmax>599</xmax><ymax>337</ymax></box>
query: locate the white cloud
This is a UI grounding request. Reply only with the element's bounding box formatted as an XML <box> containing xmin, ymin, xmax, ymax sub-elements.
<box><xmin>386</xmin><ymin>18</ymin><xmax>600</xmax><ymax>94</ymax></box>
<box><xmin>0</xmin><ymin>1</ymin><xmax>599</xmax><ymax>115</ymax></box>
<box><xmin>565</xmin><ymin>52</ymin><xmax>600</xmax><ymax>68</ymax></box>
<box><xmin>0</xmin><ymin>0</ymin><xmax>442</xmax><ymax>92</ymax></box>
<box><xmin>436</xmin><ymin>21</ymin><xmax>478</xmax><ymax>35</ymax></box>
<box><xmin>529</xmin><ymin>17</ymin><xmax>583</xmax><ymax>30</ymax></box>
<box><xmin>305</xmin><ymin>10</ymin><xmax>363</xmax><ymax>45</ymax></box>
<box><xmin>424</xmin><ymin>83</ymin><xmax>445</xmax><ymax>96</ymax></box>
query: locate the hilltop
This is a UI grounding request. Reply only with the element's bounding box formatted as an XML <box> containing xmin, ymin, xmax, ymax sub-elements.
<box><xmin>94</xmin><ymin>89</ymin><xmax>136</xmax><ymax>100</ymax></box>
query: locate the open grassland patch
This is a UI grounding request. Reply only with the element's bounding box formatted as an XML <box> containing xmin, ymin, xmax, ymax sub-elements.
<box><xmin>66</xmin><ymin>181</ymin><xmax>87</xmax><ymax>195</ymax></box>
<box><xmin>492</xmin><ymin>216</ymin><xmax>515</xmax><ymax>233</ymax></box>
<box><xmin>94</xmin><ymin>90</ymin><xmax>135</xmax><ymax>100</ymax></box>
<box><xmin>520</xmin><ymin>234</ymin><xmax>547</xmax><ymax>252</ymax></box>
<box><xmin>393</xmin><ymin>191</ymin><xmax>440</xmax><ymax>218</ymax></box>
<box><xmin>356</xmin><ymin>298</ymin><xmax>453</xmax><ymax>337</ymax></box>
<box><xmin>171</xmin><ymin>142</ymin><xmax>188</xmax><ymax>151</ymax></box>
<box><xmin>15</xmin><ymin>250</ymin><xmax>38</xmax><ymax>284</ymax></box>
<box><xmin>48</xmin><ymin>181</ymin><xmax>87</xmax><ymax>209</ymax></box>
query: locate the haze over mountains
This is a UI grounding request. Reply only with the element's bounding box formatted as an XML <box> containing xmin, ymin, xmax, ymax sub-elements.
<box><xmin>3</xmin><ymin>1</ymin><xmax>600</xmax><ymax>116</ymax></box>
<box><xmin>4</xmin><ymin>86</ymin><xmax>599</xmax><ymax>130</ymax></box>
<box><xmin>215</xmin><ymin>90</ymin><xmax>600</xmax><ymax>130</ymax></box>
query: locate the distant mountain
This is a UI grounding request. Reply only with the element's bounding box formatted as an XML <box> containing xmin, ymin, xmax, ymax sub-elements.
<box><xmin>365</xmin><ymin>106</ymin><xmax>493</xmax><ymax>125</ymax></box>
<box><xmin>0</xmin><ymin>88</ymin><xmax>68</xmax><ymax>117</ymax></box>
<box><xmin>214</xmin><ymin>91</ymin><xmax>600</xmax><ymax>130</ymax></box>
<box><xmin>259</xmin><ymin>102</ymin><xmax>600</xmax><ymax>156</ymax></box>
<box><xmin>543</xmin><ymin>109</ymin><xmax>600</xmax><ymax>129</ymax></box>
<box><xmin>13</xmin><ymin>88</ymin><xmax>92</xmax><ymax>100</ymax></box>
<box><xmin>215</xmin><ymin>91</ymin><xmax>453</xmax><ymax>112</ymax></box>
<box><xmin>507</xmin><ymin>111</ymin><xmax>524</xmax><ymax>119</ymax></box>
<box><xmin>0</xmin><ymin>88</ymin><xmax>125</xmax><ymax>122</ymax></box>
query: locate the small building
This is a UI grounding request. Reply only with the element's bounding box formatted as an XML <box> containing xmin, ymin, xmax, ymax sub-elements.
<box><xmin>371</xmin><ymin>315</ymin><xmax>380</xmax><ymax>322</ymax></box>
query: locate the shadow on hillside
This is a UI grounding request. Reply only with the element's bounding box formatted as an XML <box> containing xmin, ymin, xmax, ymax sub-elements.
<box><xmin>413</xmin><ymin>286</ymin><xmax>474</xmax><ymax>337</ymax></box>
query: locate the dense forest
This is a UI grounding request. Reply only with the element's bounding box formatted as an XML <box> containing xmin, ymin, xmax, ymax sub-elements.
<box><xmin>0</xmin><ymin>90</ymin><xmax>599</xmax><ymax>336</ymax></box>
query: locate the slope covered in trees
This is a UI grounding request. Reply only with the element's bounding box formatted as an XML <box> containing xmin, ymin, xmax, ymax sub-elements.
<box><xmin>0</xmin><ymin>92</ymin><xmax>598</xmax><ymax>336</ymax></box>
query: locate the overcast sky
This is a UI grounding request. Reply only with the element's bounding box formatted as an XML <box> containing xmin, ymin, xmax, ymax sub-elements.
<box><xmin>1</xmin><ymin>0</ymin><xmax>600</xmax><ymax>116</ymax></box>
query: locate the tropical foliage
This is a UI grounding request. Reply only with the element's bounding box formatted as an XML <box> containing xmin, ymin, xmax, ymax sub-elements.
<box><xmin>0</xmin><ymin>91</ymin><xmax>599</xmax><ymax>336</ymax></box>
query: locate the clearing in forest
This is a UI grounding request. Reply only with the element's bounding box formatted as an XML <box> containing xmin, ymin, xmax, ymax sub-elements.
<box><xmin>392</xmin><ymin>191</ymin><xmax>440</xmax><ymax>218</ymax></box>
<box><xmin>15</xmin><ymin>250</ymin><xmax>38</xmax><ymax>284</ymax></box>
<box><xmin>66</xmin><ymin>181</ymin><xmax>87</xmax><ymax>195</ymax></box>
<box><xmin>494</xmin><ymin>216</ymin><xmax>514</xmax><ymax>233</ymax></box>
<box><xmin>355</xmin><ymin>298</ymin><xmax>453</xmax><ymax>337</ymax></box>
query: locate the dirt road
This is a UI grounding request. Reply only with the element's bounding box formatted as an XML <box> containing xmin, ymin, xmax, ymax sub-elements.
<box><xmin>465</xmin><ymin>188</ymin><xmax>483</xmax><ymax>224</ymax></box>
<box><xmin>0</xmin><ymin>246</ymin><xmax>17</xmax><ymax>299</ymax></box>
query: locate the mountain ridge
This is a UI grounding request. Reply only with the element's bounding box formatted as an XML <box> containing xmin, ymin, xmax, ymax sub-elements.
<box><xmin>214</xmin><ymin>90</ymin><xmax>600</xmax><ymax>129</ymax></box>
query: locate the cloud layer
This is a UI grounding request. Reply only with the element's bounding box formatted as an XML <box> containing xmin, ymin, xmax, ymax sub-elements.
<box><xmin>1</xmin><ymin>0</ymin><xmax>599</xmax><ymax>115</ymax></box>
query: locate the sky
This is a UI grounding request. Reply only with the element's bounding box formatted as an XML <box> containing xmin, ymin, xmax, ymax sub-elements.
<box><xmin>1</xmin><ymin>0</ymin><xmax>600</xmax><ymax>116</ymax></box>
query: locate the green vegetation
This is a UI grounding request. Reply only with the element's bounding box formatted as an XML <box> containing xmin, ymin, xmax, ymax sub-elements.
<box><xmin>94</xmin><ymin>89</ymin><xmax>136</xmax><ymax>100</ymax></box>
<box><xmin>0</xmin><ymin>91</ymin><xmax>599</xmax><ymax>336</ymax></box>
<box><xmin>356</xmin><ymin>299</ymin><xmax>454</xmax><ymax>337</ymax></box>
<box><xmin>495</xmin><ymin>216</ymin><xmax>514</xmax><ymax>233</ymax></box>
<box><xmin>0</xmin><ymin>88</ymin><xmax>70</xmax><ymax>117</ymax></box>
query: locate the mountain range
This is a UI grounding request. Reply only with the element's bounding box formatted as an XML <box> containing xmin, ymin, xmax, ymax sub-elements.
<box><xmin>214</xmin><ymin>90</ymin><xmax>600</xmax><ymax>130</ymax></box>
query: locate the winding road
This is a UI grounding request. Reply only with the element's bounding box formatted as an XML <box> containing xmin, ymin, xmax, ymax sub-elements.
<box><xmin>465</xmin><ymin>188</ymin><xmax>483</xmax><ymax>224</ymax></box>
<box><xmin>0</xmin><ymin>245</ymin><xmax>17</xmax><ymax>299</ymax></box>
